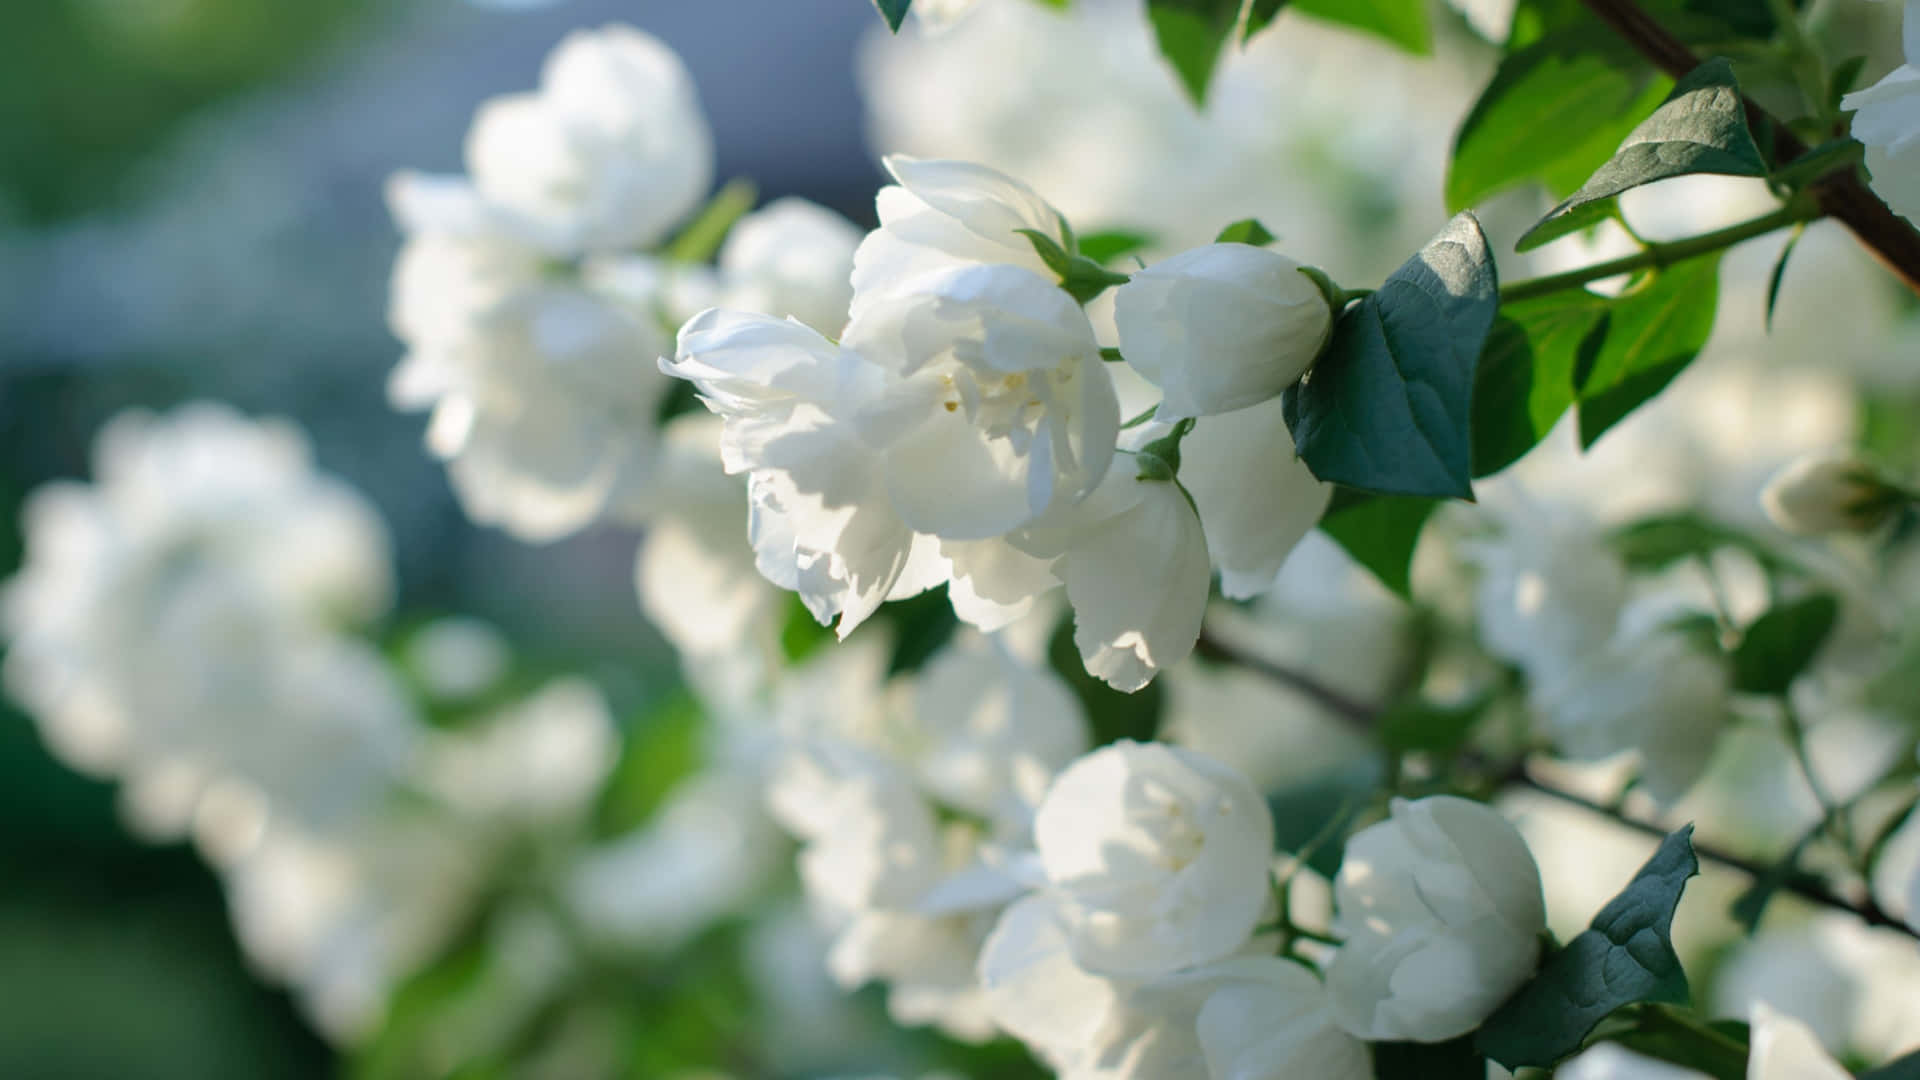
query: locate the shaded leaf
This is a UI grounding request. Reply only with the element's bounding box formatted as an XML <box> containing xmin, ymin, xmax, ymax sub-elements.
<box><xmin>1862</xmin><ymin>1047</ymin><xmax>1920</xmax><ymax>1080</ymax></box>
<box><xmin>1478</xmin><ymin>827</ymin><xmax>1700</xmax><ymax>1070</ymax></box>
<box><xmin>1373</xmin><ymin>1033</ymin><xmax>1485</xmax><ymax>1079</ymax></box>
<box><xmin>1731</xmin><ymin>593</ymin><xmax>1838</xmax><ymax>695</ymax></box>
<box><xmin>1587</xmin><ymin>1004</ymin><xmax>1749</xmax><ymax>1080</ymax></box>
<box><xmin>1378</xmin><ymin>693</ymin><xmax>1491</xmax><ymax>753</ymax></box>
<box><xmin>1317</xmin><ymin>489</ymin><xmax>1439</xmax><ymax>600</ymax></box>
<box><xmin>1519</xmin><ymin>58</ymin><xmax>1767</xmax><ymax>251</ymax></box>
<box><xmin>1765</xmin><ymin>225</ymin><xmax>1804</xmax><ymax>330</ymax></box>
<box><xmin>872</xmin><ymin>0</ymin><xmax>912</xmax><ymax>31</ymax></box>
<box><xmin>1284</xmin><ymin>213</ymin><xmax>1497</xmax><ymax>499</ymax></box>
<box><xmin>1267</xmin><ymin>757</ymin><xmax>1381</xmax><ymax>880</ymax></box>
<box><xmin>1471</xmin><ymin>291</ymin><xmax>1608</xmax><ymax>475</ymax></box>
<box><xmin>1574</xmin><ymin>255</ymin><xmax>1722</xmax><ymax>448</ymax></box>
<box><xmin>1288</xmin><ymin>0</ymin><xmax>1431</xmax><ymax>54</ymax></box>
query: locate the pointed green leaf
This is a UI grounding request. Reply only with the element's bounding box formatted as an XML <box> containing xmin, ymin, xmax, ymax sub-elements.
<box><xmin>1574</xmin><ymin>255</ymin><xmax>1722</xmax><ymax>448</ymax></box>
<box><xmin>1287</xmin><ymin>0</ymin><xmax>1431</xmax><ymax>54</ymax></box>
<box><xmin>1147</xmin><ymin>2</ymin><xmax>1238</xmax><ymax>104</ymax></box>
<box><xmin>665</xmin><ymin>178</ymin><xmax>758</xmax><ymax>265</ymax></box>
<box><xmin>1316</xmin><ymin>489</ymin><xmax>1439</xmax><ymax>600</ymax></box>
<box><xmin>1471</xmin><ymin>291</ymin><xmax>1609</xmax><ymax>475</ymax></box>
<box><xmin>1731</xmin><ymin>593</ymin><xmax>1839</xmax><ymax>695</ymax></box>
<box><xmin>1077</xmin><ymin>229</ymin><xmax>1155</xmax><ymax>264</ymax></box>
<box><xmin>1478</xmin><ymin>827</ymin><xmax>1701</xmax><ymax>1070</ymax></box>
<box><xmin>1284</xmin><ymin>213</ymin><xmax>1497</xmax><ymax>499</ymax></box>
<box><xmin>872</xmin><ymin>0</ymin><xmax>912</xmax><ymax>32</ymax></box>
<box><xmin>1215</xmin><ymin>218</ymin><xmax>1277</xmax><ymax>246</ymax></box>
<box><xmin>1519</xmin><ymin>58</ymin><xmax>1767</xmax><ymax>250</ymax></box>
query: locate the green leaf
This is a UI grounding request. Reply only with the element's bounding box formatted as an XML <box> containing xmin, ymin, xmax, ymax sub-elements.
<box><xmin>1731</xmin><ymin>593</ymin><xmax>1839</xmax><ymax>695</ymax></box>
<box><xmin>880</xmin><ymin>585</ymin><xmax>960</xmax><ymax>676</ymax></box>
<box><xmin>1244</xmin><ymin>0</ymin><xmax>1289</xmax><ymax>39</ymax></box>
<box><xmin>1471</xmin><ymin>291</ymin><xmax>1608</xmax><ymax>475</ymax></box>
<box><xmin>1862</xmin><ymin>1047</ymin><xmax>1920</xmax><ymax>1080</ymax></box>
<box><xmin>1284</xmin><ymin>213</ymin><xmax>1496</xmax><ymax>499</ymax></box>
<box><xmin>1378</xmin><ymin>693</ymin><xmax>1491</xmax><ymax>753</ymax></box>
<box><xmin>1610</xmin><ymin>512</ymin><xmax>1794</xmax><ymax>574</ymax></box>
<box><xmin>1830</xmin><ymin>55</ymin><xmax>1869</xmax><ymax>109</ymax></box>
<box><xmin>1077</xmin><ymin>229</ymin><xmax>1155</xmax><ymax>264</ymax></box>
<box><xmin>1448</xmin><ymin>29</ymin><xmax>1670</xmax><ymax>212</ymax></box>
<box><xmin>1574</xmin><ymin>255</ymin><xmax>1722</xmax><ymax>448</ymax></box>
<box><xmin>1765</xmin><ymin>225</ymin><xmax>1804</xmax><ymax>330</ymax></box>
<box><xmin>666</xmin><ymin>178</ymin><xmax>758</xmax><ymax>264</ymax></box>
<box><xmin>1478</xmin><ymin>826</ymin><xmax>1700</xmax><ymax>1070</ymax></box>
<box><xmin>1215</xmin><ymin>218</ymin><xmax>1277</xmax><ymax>246</ymax></box>
<box><xmin>1519</xmin><ymin>59</ymin><xmax>1767</xmax><ymax>251</ymax></box>
<box><xmin>1372</xmin><ymin>1034</ymin><xmax>1486</xmax><ymax>1079</ymax></box>
<box><xmin>1317</xmin><ymin>489</ymin><xmax>1439</xmax><ymax>600</ymax></box>
<box><xmin>592</xmin><ymin>690</ymin><xmax>706</xmax><ymax>838</ymax></box>
<box><xmin>1018</xmin><ymin>228</ymin><xmax>1132</xmax><ymax>304</ymax></box>
<box><xmin>1587</xmin><ymin>1004</ymin><xmax>1749</xmax><ymax>1080</ymax></box>
<box><xmin>872</xmin><ymin>0</ymin><xmax>912</xmax><ymax>31</ymax></box>
<box><xmin>1287</xmin><ymin>0</ymin><xmax>1431</xmax><ymax>54</ymax></box>
<box><xmin>1267</xmin><ymin>757</ymin><xmax>1382</xmax><ymax>880</ymax></box>
<box><xmin>1147</xmin><ymin>1</ymin><xmax>1239</xmax><ymax>104</ymax></box>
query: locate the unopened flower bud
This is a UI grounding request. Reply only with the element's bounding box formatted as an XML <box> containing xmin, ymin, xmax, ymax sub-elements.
<box><xmin>1760</xmin><ymin>453</ymin><xmax>1908</xmax><ymax>535</ymax></box>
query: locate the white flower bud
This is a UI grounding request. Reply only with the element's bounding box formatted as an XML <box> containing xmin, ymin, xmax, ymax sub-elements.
<box><xmin>1113</xmin><ymin>243</ymin><xmax>1334</xmax><ymax>421</ymax></box>
<box><xmin>1326</xmin><ymin>795</ymin><xmax>1546</xmax><ymax>1042</ymax></box>
<box><xmin>1840</xmin><ymin>2</ymin><xmax>1920</xmax><ymax>225</ymax></box>
<box><xmin>1196</xmin><ymin>957</ymin><xmax>1373</xmax><ymax>1080</ymax></box>
<box><xmin>1031</xmin><ymin>741</ymin><xmax>1274</xmax><ymax>977</ymax></box>
<box><xmin>1760</xmin><ymin>452</ymin><xmax>1907</xmax><ymax>535</ymax></box>
<box><xmin>466</xmin><ymin>26</ymin><xmax>714</xmax><ymax>255</ymax></box>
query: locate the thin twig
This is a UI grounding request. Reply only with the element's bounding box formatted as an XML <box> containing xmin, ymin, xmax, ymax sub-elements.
<box><xmin>1193</xmin><ymin>630</ymin><xmax>1380</xmax><ymax>727</ymax></box>
<box><xmin>1576</xmin><ymin>0</ymin><xmax>1920</xmax><ymax>294</ymax></box>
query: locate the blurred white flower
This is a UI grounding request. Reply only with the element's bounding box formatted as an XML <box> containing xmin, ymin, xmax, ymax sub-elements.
<box><xmin>1760</xmin><ymin>452</ymin><xmax>1908</xmax><ymax>535</ymax></box>
<box><xmin>1748</xmin><ymin>1003</ymin><xmax>1852</xmax><ymax>1080</ymax></box>
<box><xmin>1195</xmin><ymin>956</ymin><xmax>1372</xmax><ymax>1080</ymax></box>
<box><xmin>420</xmin><ymin>677</ymin><xmax>617</xmax><ymax>826</ymax></box>
<box><xmin>1326</xmin><ymin>795</ymin><xmax>1545</xmax><ymax>1042</ymax></box>
<box><xmin>1539</xmin><ymin>629</ymin><xmax>1730</xmax><ymax>805</ymax></box>
<box><xmin>1840</xmin><ymin>1</ymin><xmax>1920</xmax><ymax>225</ymax></box>
<box><xmin>465</xmin><ymin>25</ymin><xmax>714</xmax><ymax>255</ymax></box>
<box><xmin>1470</xmin><ymin>509</ymin><xmax>1628</xmax><ymax>697</ymax></box>
<box><xmin>1029</xmin><ymin>741</ymin><xmax>1274</xmax><ymax>977</ymax></box>
<box><xmin>1114</xmin><ymin>243</ymin><xmax>1332</xmax><ymax>420</ymax></box>
<box><xmin>1178</xmin><ymin>397</ymin><xmax>1332</xmax><ymax>600</ymax></box>
<box><xmin>403</xmin><ymin>616</ymin><xmax>511</xmax><ymax>702</ymax></box>
<box><xmin>719</xmin><ymin>196</ymin><xmax>862</xmax><ymax>336</ymax></box>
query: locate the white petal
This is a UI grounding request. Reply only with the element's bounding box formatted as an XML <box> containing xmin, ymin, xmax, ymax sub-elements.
<box><xmin>1181</xmin><ymin>398</ymin><xmax>1332</xmax><ymax>599</ymax></box>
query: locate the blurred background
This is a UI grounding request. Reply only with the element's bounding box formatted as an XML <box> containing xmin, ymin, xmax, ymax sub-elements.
<box><xmin>0</xmin><ymin>2</ymin><xmax>881</xmax><ymax>1073</ymax></box>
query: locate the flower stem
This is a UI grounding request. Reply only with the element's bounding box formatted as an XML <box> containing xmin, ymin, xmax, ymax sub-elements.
<box><xmin>1499</xmin><ymin>199</ymin><xmax>1819</xmax><ymax>304</ymax></box>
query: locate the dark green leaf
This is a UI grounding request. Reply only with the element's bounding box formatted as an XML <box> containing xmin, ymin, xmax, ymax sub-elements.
<box><xmin>1146</xmin><ymin>1</ymin><xmax>1239</xmax><ymax>104</ymax></box>
<box><xmin>1862</xmin><ymin>1047</ymin><xmax>1920</xmax><ymax>1080</ymax></box>
<box><xmin>1077</xmin><ymin>229</ymin><xmax>1155</xmax><ymax>264</ymax></box>
<box><xmin>1610</xmin><ymin>512</ymin><xmax>1795</xmax><ymax>574</ymax></box>
<box><xmin>1478</xmin><ymin>826</ymin><xmax>1700</xmax><ymax>1070</ymax></box>
<box><xmin>872</xmin><ymin>0</ymin><xmax>912</xmax><ymax>31</ymax></box>
<box><xmin>1267</xmin><ymin>757</ymin><xmax>1382</xmax><ymax>880</ymax></box>
<box><xmin>881</xmin><ymin>585</ymin><xmax>960</xmax><ymax>676</ymax></box>
<box><xmin>1728</xmin><ymin>832</ymin><xmax>1819</xmax><ymax>934</ymax></box>
<box><xmin>1378</xmin><ymin>693</ymin><xmax>1491</xmax><ymax>753</ymax></box>
<box><xmin>1019</xmin><ymin>228</ymin><xmax>1132</xmax><ymax>304</ymax></box>
<box><xmin>1471</xmin><ymin>291</ymin><xmax>1608</xmax><ymax>475</ymax></box>
<box><xmin>1283</xmin><ymin>213</ymin><xmax>1497</xmax><ymax>499</ymax></box>
<box><xmin>1244</xmin><ymin>0</ymin><xmax>1289</xmax><ymax>39</ymax></box>
<box><xmin>1317</xmin><ymin>489</ymin><xmax>1439</xmax><ymax>600</ymax></box>
<box><xmin>1215</xmin><ymin>218</ymin><xmax>1277</xmax><ymax>246</ymax></box>
<box><xmin>592</xmin><ymin>691</ymin><xmax>705</xmax><ymax>838</ymax></box>
<box><xmin>665</xmin><ymin>178</ymin><xmax>757</xmax><ymax>265</ymax></box>
<box><xmin>1373</xmin><ymin>1034</ymin><xmax>1485</xmax><ymax>1079</ymax></box>
<box><xmin>1575</xmin><ymin>255</ymin><xmax>1722</xmax><ymax>448</ymax></box>
<box><xmin>1731</xmin><ymin>593</ymin><xmax>1839</xmax><ymax>695</ymax></box>
<box><xmin>1288</xmin><ymin>0</ymin><xmax>1431</xmax><ymax>54</ymax></box>
<box><xmin>1765</xmin><ymin>225</ymin><xmax>1804</xmax><ymax>330</ymax></box>
<box><xmin>1830</xmin><ymin>55</ymin><xmax>1869</xmax><ymax>109</ymax></box>
<box><xmin>1448</xmin><ymin>29</ymin><xmax>1670</xmax><ymax>212</ymax></box>
<box><xmin>1519</xmin><ymin>58</ymin><xmax>1767</xmax><ymax>251</ymax></box>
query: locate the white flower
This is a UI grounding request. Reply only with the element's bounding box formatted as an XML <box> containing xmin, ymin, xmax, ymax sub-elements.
<box><xmin>1841</xmin><ymin>1</ymin><xmax>1920</xmax><ymax>225</ymax></box>
<box><xmin>841</xmin><ymin>261</ymin><xmax>1119</xmax><ymax>539</ymax></box>
<box><xmin>1326</xmin><ymin>795</ymin><xmax>1546</xmax><ymax>1042</ymax></box>
<box><xmin>1748</xmin><ymin>1003</ymin><xmax>1852</xmax><ymax>1080</ymax></box>
<box><xmin>1178</xmin><ymin>397</ymin><xmax>1332</xmax><ymax>599</ymax></box>
<box><xmin>1760</xmin><ymin>452</ymin><xmax>1907</xmax><ymax>535</ymax></box>
<box><xmin>1030</xmin><ymin>741</ymin><xmax>1274</xmax><ymax>977</ymax></box>
<box><xmin>1011</xmin><ymin>454</ymin><xmax>1210</xmax><ymax>692</ymax></box>
<box><xmin>1557</xmin><ymin>1043</ymin><xmax>1713</xmax><ymax>1080</ymax></box>
<box><xmin>1196</xmin><ymin>957</ymin><xmax>1373</xmax><ymax>1080</ymax></box>
<box><xmin>913</xmin><ymin>0</ymin><xmax>985</xmax><ymax>32</ymax></box>
<box><xmin>849</xmin><ymin>156</ymin><xmax>1064</xmax><ymax>317</ymax></box>
<box><xmin>828</xmin><ymin>906</ymin><xmax>1004</xmax><ymax>1042</ymax></box>
<box><xmin>465</xmin><ymin>25</ymin><xmax>714</xmax><ymax>254</ymax></box>
<box><xmin>719</xmin><ymin>196</ymin><xmax>863</xmax><ymax>336</ymax></box>
<box><xmin>1540</xmin><ymin>629</ymin><xmax>1730</xmax><ymax>805</ymax></box>
<box><xmin>910</xmin><ymin>632</ymin><xmax>1090</xmax><ymax>826</ymax></box>
<box><xmin>1114</xmin><ymin>243</ymin><xmax>1333</xmax><ymax>421</ymax></box>
<box><xmin>419</xmin><ymin>677</ymin><xmax>617</xmax><ymax>826</ymax></box>
<box><xmin>1471</xmin><ymin>512</ymin><xmax>1628</xmax><ymax>697</ymax></box>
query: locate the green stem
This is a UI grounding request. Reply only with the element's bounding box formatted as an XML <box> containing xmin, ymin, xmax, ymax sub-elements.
<box><xmin>1499</xmin><ymin>199</ymin><xmax>1819</xmax><ymax>303</ymax></box>
<box><xmin>1782</xmin><ymin>697</ymin><xmax>1858</xmax><ymax>857</ymax></box>
<box><xmin>1766</xmin><ymin>0</ymin><xmax>1835</xmax><ymax>127</ymax></box>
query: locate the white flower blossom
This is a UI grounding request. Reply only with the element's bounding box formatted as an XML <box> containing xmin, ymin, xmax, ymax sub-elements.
<box><xmin>1539</xmin><ymin>629</ymin><xmax>1730</xmax><ymax>805</ymax></box>
<box><xmin>1178</xmin><ymin>397</ymin><xmax>1332</xmax><ymax>600</ymax></box>
<box><xmin>1114</xmin><ymin>243</ymin><xmax>1333</xmax><ymax>420</ymax></box>
<box><xmin>1471</xmin><ymin>511</ymin><xmax>1628</xmax><ymax>697</ymax></box>
<box><xmin>464</xmin><ymin>25</ymin><xmax>714</xmax><ymax>255</ymax></box>
<box><xmin>1029</xmin><ymin>741</ymin><xmax>1274</xmax><ymax>978</ymax></box>
<box><xmin>1326</xmin><ymin>795</ymin><xmax>1546</xmax><ymax>1042</ymax></box>
<box><xmin>719</xmin><ymin>196</ymin><xmax>863</xmax><ymax>336</ymax></box>
<box><xmin>1760</xmin><ymin>452</ymin><xmax>1907</xmax><ymax>535</ymax></box>
<box><xmin>419</xmin><ymin>677</ymin><xmax>618</xmax><ymax>827</ymax></box>
<box><xmin>1195</xmin><ymin>957</ymin><xmax>1373</xmax><ymax>1080</ymax></box>
<box><xmin>1841</xmin><ymin>1</ymin><xmax>1920</xmax><ymax>225</ymax></box>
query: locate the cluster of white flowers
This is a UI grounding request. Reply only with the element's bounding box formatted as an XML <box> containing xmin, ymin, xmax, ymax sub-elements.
<box><xmin>666</xmin><ymin>155</ymin><xmax>1335</xmax><ymax>691</ymax></box>
<box><xmin>387</xmin><ymin>25</ymin><xmax>862</xmax><ymax>543</ymax></box>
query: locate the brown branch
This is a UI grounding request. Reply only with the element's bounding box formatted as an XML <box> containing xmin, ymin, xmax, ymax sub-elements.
<box><xmin>1579</xmin><ymin>0</ymin><xmax>1920</xmax><ymax>294</ymax></box>
<box><xmin>1193</xmin><ymin>630</ymin><xmax>1380</xmax><ymax>728</ymax></box>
